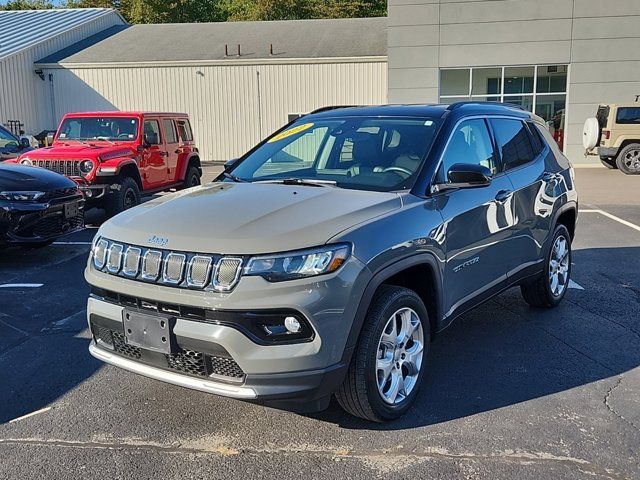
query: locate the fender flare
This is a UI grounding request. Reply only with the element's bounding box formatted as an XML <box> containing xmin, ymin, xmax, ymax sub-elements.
<box><xmin>179</xmin><ymin>153</ymin><xmax>201</xmax><ymax>180</ymax></box>
<box><xmin>344</xmin><ymin>252</ymin><xmax>443</xmax><ymax>358</ymax></box>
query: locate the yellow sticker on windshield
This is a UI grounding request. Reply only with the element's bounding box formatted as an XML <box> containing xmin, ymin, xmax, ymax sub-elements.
<box><xmin>268</xmin><ymin>123</ymin><xmax>314</xmax><ymax>143</ymax></box>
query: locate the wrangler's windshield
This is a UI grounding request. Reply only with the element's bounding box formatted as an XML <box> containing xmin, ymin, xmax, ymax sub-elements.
<box><xmin>57</xmin><ymin>117</ymin><xmax>139</xmax><ymax>142</ymax></box>
<box><xmin>228</xmin><ymin>117</ymin><xmax>441</xmax><ymax>192</ymax></box>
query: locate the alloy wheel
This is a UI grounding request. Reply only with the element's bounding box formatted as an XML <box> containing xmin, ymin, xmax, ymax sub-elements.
<box><xmin>376</xmin><ymin>307</ymin><xmax>424</xmax><ymax>405</ymax></box>
<box><xmin>622</xmin><ymin>149</ymin><xmax>640</xmax><ymax>173</ymax></box>
<box><xmin>548</xmin><ymin>235</ymin><xmax>570</xmax><ymax>297</ymax></box>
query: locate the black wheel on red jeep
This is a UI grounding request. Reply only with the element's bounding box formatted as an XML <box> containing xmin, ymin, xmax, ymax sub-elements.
<box><xmin>104</xmin><ymin>176</ymin><xmax>140</xmax><ymax>218</ymax></box>
<box><xmin>183</xmin><ymin>165</ymin><xmax>201</xmax><ymax>189</ymax></box>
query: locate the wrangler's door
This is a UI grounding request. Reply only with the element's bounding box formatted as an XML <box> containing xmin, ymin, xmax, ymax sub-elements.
<box><xmin>434</xmin><ymin>118</ymin><xmax>515</xmax><ymax>318</ymax></box>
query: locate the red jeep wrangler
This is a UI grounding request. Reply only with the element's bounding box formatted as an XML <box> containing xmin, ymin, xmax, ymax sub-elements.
<box><xmin>15</xmin><ymin>112</ymin><xmax>202</xmax><ymax>216</ymax></box>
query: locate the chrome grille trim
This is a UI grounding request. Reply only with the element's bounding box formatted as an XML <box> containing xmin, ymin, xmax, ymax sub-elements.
<box><xmin>212</xmin><ymin>257</ymin><xmax>243</xmax><ymax>292</ymax></box>
<box><xmin>141</xmin><ymin>250</ymin><xmax>162</xmax><ymax>281</ymax></box>
<box><xmin>187</xmin><ymin>256</ymin><xmax>213</xmax><ymax>288</ymax></box>
<box><xmin>123</xmin><ymin>247</ymin><xmax>142</xmax><ymax>278</ymax></box>
<box><xmin>92</xmin><ymin>239</ymin><xmax>244</xmax><ymax>292</ymax></box>
<box><xmin>106</xmin><ymin>244</ymin><xmax>124</xmax><ymax>273</ymax></box>
<box><xmin>163</xmin><ymin>253</ymin><xmax>186</xmax><ymax>285</ymax></box>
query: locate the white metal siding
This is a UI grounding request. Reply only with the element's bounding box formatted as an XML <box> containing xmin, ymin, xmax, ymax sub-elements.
<box><xmin>46</xmin><ymin>61</ymin><xmax>388</xmax><ymax>160</ymax></box>
<box><xmin>0</xmin><ymin>11</ymin><xmax>124</xmax><ymax>134</ymax></box>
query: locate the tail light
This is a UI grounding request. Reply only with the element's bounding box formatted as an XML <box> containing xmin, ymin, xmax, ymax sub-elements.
<box><xmin>602</xmin><ymin>130</ymin><xmax>611</xmax><ymax>140</ymax></box>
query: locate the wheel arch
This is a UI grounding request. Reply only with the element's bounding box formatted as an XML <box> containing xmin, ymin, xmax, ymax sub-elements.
<box><xmin>115</xmin><ymin>161</ymin><xmax>143</xmax><ymax>190</ymax></box>
<box><xmin>345</xmin><ymin>253</ymin><xmax>443</xmax><ymax>358</ymax></box>
<box><xmin>180</xmin><ymin>154</ymin><xmax>202</xmax><ymax>180</ymax></box>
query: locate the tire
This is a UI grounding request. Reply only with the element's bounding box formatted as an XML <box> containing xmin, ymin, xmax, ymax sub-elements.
<box><xmin>599</xmin><ymin>157</ymin><xmax>617</xmax><ymax>169</ymax></box>
<box><xmin>615</xmin><ymin>143</ymin><xmax>640</xmax><ymax>175</ymax></box>
<box><xmin>182</xmin><ymin>165</ymin><xmax>201</xmax><ymax>189</ymax></box>
<box><xmin>521</xmin><ymin>224</ymin><xmax>572</xmax><ymax>308</ymax></box>
<box><xmin>335</xmin><ymin>285</ymin><xmax>430</xmax><ymax>422</ymax></box>
<box><xmin>104</xmin><ymin>176</ymin><xmax>140</xmax><ymax>218</ymax></box>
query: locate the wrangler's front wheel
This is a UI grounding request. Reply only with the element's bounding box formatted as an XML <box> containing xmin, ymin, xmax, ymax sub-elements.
<box><xmin>336</xmin><ymin>285</ymin><xmax>430</xmax><ymax>422</ymax></box>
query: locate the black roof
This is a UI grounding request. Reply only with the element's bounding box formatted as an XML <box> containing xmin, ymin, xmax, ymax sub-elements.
<box><xmin>305</xmin><ymin>102</ymin><xmax>534</xmax><ymax>122</ymax></box>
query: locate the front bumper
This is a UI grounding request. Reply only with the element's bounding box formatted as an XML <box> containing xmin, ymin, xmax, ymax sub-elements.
<box><xmin>0</xmin><ymin>196</ymin><xmax>84</xmax><ymax>245</ymax></box>
<box><xmin>85</xmin><ymin>256</ymin><xmax>369</xmax><ymax>410</ymax></box>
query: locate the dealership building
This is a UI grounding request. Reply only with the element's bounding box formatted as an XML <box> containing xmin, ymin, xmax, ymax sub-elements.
<box><xmin>3</xmin><ymin>3</ymin><xmax>640</xmax><ymax>163</ymax></box>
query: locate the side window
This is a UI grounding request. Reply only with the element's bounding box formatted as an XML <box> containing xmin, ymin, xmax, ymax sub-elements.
<box><xmin>440</xmin><ymin>119</ymin><xmax>496</xmax><ymax>181</ymax></box>
<box><xmin>162</xmin><ymin>119</ymin><xmax>177</xmax><ymax>144</ymax></box>
<box><xmin>143</xmin><ymin>120</ymin><xmax>162</xmax><ymax>145</ymax></box>
<box><xmin>490</xmin><ymin>119</ymin><xmax>535</xmax><ymax>170</ymax></box>
<box><xmin>177</xmin><ymin>120</ymin><xmax>193</xmax><ymax>142</ymax></box>
<box><xmin>0</xmin><ymin>127</ymin><xmax>18</xmax><ymax>149</ymax></box>
<box><xmin>527</xmin><ymin>121</ymin><xmax>546</xmax><ymax>156</ymax></box>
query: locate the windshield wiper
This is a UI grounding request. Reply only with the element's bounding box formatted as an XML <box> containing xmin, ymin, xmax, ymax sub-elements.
<box><xmin>222</xmin><ymin>172</ymin><xmax>249</xmax><ymax>183</ymax></box>
<box><xmin>255</xmin><ymin>178</ymin><xmax>338</xmax><ymax>187</ymax></box>
<box><xmin>95</xmin><ymin>137</ymin><xmax>115</xmax><ymax>144</ymax></box>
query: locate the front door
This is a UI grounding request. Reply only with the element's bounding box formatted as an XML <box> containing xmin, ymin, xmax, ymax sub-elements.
<box><xmin>434</xmin><ymin>118</ymin><xmax>516</xmax><ymax>318</ymax></box>
<box><xmin>141</xmin><ymin>119</ymin><xmax>167</xmax><ymax>187</ymax></box>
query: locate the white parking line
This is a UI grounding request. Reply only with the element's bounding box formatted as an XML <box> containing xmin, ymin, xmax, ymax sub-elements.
<box><xmin>0</xmin><ymin>283</ymin><xmax>43</xmax><ymax>288</ymax></box>
<box><xmin>568</xmin><ymin>280</ymin><xmax>585</xmax><ymax>291</ymax></box>
<box><xmin>8</xmin><ymin>407</ymin><xmax>51</xmax><ymax>424</ymax></box>
<box><xmin>580</xmin><ymin>209</ymin><xmax>640</xmax><ymax>233</ymax></box>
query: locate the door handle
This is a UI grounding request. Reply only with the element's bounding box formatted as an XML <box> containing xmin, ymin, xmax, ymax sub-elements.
<box><xmin>160</xmin><ymin>151</ymin><xmax>169</xmax><ymax>157</ymax></box>
<box><xmin>495</xmin><ymin>189</ymin><xmax>512</xmax><ymax>203</ymax></box>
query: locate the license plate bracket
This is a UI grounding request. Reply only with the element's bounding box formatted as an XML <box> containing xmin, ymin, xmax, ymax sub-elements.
<box><xmin>64</xmin><ymin>201</ymin><xmax>80</xmax><ymax>219</ymax></box>
<box><xmin>122</xmin><ymin>309</ymin><xmax>177</xmax><ymax>354</ymax></box>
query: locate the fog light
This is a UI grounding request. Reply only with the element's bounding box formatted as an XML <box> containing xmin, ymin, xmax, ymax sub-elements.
<box><xmin>84</xmin><ymin>189</ymin><xmax>93</xmax><ymax>198</ymax></box>
<box><xmin>284</xmin><ymin>316</ymin><xmax>302</xmax><ymax>333</ymax></box>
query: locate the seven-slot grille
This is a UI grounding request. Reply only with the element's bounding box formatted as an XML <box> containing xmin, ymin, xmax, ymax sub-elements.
<box><xmin>32</xmin><ymin>159</ymin><xmax>82</xmax><ymax>177</ymax></box>
<box><xmin>93</xmin><ymin>238</ymin><xmax>243</xmax><ymax>291</ymax></box>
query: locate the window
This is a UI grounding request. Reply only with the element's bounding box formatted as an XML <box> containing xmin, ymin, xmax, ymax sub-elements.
<box><xmin>439</xmin><ymin>65</ymin><xmax>568</xmax><ymax>150</ymax></box>
<box><xmin>527</xmin><ymin>122</ymin><xmax>546</xmax><ymax>156</ymax></box>
<box><xmin>143</xmin><ymin>120</ymin><xmax>162</xmax><ymax>145</ymax></box>
<box><xmin>177</xmin><ymin>120</ymin><xmax>193</xmax><ymax>142</ymax></box>
<box><xmin>490</xmin><ymin>119</ymin><xmax>535</xmax><ymax>170</ymax></box>
<box><xmin>440</xmin><ymin>119</ymin><xmax>496</xmax><ymax>181</ymax></box>
<box><xmin>0</xmin><ymin>127</ymin><xmax>18</xmax><ymax>149</ymax></box>
<box><xmin>254</xmin><ymin>127</ymin><xmax>329</xmax><ymax>177</ymax></box>
<box><xmin>616</xmin><ymin>107</ymin><xmax>640</xmax><ymax>124</ymax></box>
<box><xmin>163</xmin><ymin>119</ymin><xmax>177</xmax><ymax>144</ymax></box>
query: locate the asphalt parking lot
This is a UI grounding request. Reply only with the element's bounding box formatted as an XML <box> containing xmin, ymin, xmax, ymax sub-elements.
<box><xmin>1</xmin><ymin>166</ymin><xmax>639</xmax><ymax>480</ymax></box>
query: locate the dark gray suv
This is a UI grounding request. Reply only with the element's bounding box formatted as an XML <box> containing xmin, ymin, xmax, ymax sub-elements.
<box><xmin>86</xmin><ymin>103</ymin><xmax>578</xmax><ymax>422</ymax></box>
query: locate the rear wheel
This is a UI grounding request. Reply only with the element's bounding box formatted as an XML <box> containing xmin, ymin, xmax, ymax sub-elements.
<box><xmin>104</xmin><ymin>177</ymin><xmax>140</xmax><ymax>218</ymax></box>
<box><xmin>616</xmin><ymin>143</ymin><xmax>640</xmax><ymax>174</ymax></box>
<box><xmin>182</xmin><ymin>165</ymin><xmax>201</xmax><ymax>189</ymax></box>
<box><xmin>336</xmin><ymin>285</ymin><xmax>430</xmax><ymax>422</ymax></box>
<box><xmin>599</xmin><ymin>157</ymin><xmax>617</xmax><ymax>169</ymax></box>
<box><xmin>521</xmin><ymin>224</ymin><xmax>572</xmax><ymax>308</ymax></box>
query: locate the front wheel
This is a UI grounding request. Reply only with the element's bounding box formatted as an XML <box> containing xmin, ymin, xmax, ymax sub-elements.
<box><xmin>335</xmin><ymin>285</ymin><xmax>430</xmax><ymax>422</ymax></box>
<box><xmin>104</xmin><ymin>177</ymin><xmax>140</xmax><ymax>218</ymax></box>
<box><xmin>521</xmin><ymin>224</ymin><xmax>572</xmax><ymax>308</ymax></box>
<box><xmin>616</xmin><ymin>143</ymin><xmax>640</xmax><ymax>174</ymax></box>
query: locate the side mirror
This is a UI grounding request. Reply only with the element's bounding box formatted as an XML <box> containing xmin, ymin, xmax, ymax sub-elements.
<box><xmin>447</xmin><ymin>163</ymin><xmax>492</xmax><ymax>188</ymax></box>
<box><xmin>224</xmin><ymin>158</ymin><xmax>240</xmax><ymax>171</ymax></box>
<box><xmin>432</xmin><ymin>163</ymin><xmax>492</xmax><ymax>194</ymax></box>
<box><xmin>20</xmin><ymin>137</ymin><xmax>31</xmax><ymax>149</ymax></box>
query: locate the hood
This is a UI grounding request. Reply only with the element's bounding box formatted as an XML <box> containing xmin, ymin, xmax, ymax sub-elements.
<box><xmin>24</xmin><ymin>143</ymin><xmax>135</xmax><ymax>160</ymax></box>
<box><xmin>99</xmin><ymin>182</ymin><xmax>402</xmax><ymax>254</ymax></box>
<box><xmin>0</xmin><ymin>164</ymin><xmax>77</xmax><ymax>192</ymax></box>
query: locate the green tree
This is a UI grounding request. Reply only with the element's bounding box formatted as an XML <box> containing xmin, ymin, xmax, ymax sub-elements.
<box><xmin>0</xmin><ymin>0</ymin><xmax>54</xmax><ymax>9</ymax></box>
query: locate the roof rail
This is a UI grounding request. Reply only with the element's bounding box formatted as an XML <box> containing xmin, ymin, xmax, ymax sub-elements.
<box><xmin>310</xmin><ymin>105</ymin><xmax>360</xmax><ymax>114</ymax></box>
<box><xmin>446</xmin><ymin>101</ymin><xmax>528</xmax><ymax>112</ymax></box>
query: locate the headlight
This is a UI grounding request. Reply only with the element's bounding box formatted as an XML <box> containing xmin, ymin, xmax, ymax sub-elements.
<box><xmin>0</xmin><ymin>191</ymin><xmax>45</xmax><ymax>201</ymax></box>
<box><xmin>79</xmin><ymin>159</ymin><xmax>95</xmax><ymax>176</ymax></box>
<box><xmin>20</xmin><ymin>158</ymin><xmax>32</xmax><ymax>166</ymax></box>
<box><xmin>245</xmin><ymin>244</ymin><xmax>351</xmax><ymax>282</ymax></box>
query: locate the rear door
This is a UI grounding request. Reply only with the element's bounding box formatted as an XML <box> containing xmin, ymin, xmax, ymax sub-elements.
<box><xmin>161</xmin><ymin>118</ymin><xmax>180</xmax><ymax>182</ymax></box>
<box><xmin>435</xmin><ymin>118</ymin><xmax>515</xmax><ymax>318</ymax></box>
<box><xmin>490</xmin><ymin>118</ymin><xmax>551</xmax><ymax>280</ymax></box>
<box><xmin>141</xmin><ymin>118</ymin><xmax>167</xmax><ymax>187</ymax></box>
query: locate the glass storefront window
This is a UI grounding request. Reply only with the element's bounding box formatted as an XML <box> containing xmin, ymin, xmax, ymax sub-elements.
<box><xmin>471</xmin><ymin>68</ymin><xmax>502</xmax><ymax>96</ymax></box>
<box><xmin>440</xmin><ymin>69</ymin><xmax>470</xmax><ymax>96</ymax></box>
<box><xmin>504</xmin><ymin>66</ymin><xmax>535</xmax><ymax>94</ymax></box>
<box><xmin>439</xmin><ymin>65</ymin><xmax>568</xmax><ymax>151</ymax></box>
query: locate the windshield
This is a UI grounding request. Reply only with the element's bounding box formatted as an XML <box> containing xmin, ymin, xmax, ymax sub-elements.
<box><xmin>228</xmin><ymin>117</ymin><xmax>441</xmax><ymax>192</ymax></box>
<box><xmin>0</xmin><ymin>127</ymin><xmax>19</xmax><ymax>151</ymax></box>
<box><xmin>57</xmin><ymin>117</ymin><xmax>139</xmax><ymax>142</ymax></box>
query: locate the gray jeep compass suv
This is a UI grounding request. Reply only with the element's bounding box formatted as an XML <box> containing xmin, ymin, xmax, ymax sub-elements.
<box><xmin>86</xmin><ymin>103</ymin><xmax>578</xmax><ymax>422</ymax></box>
